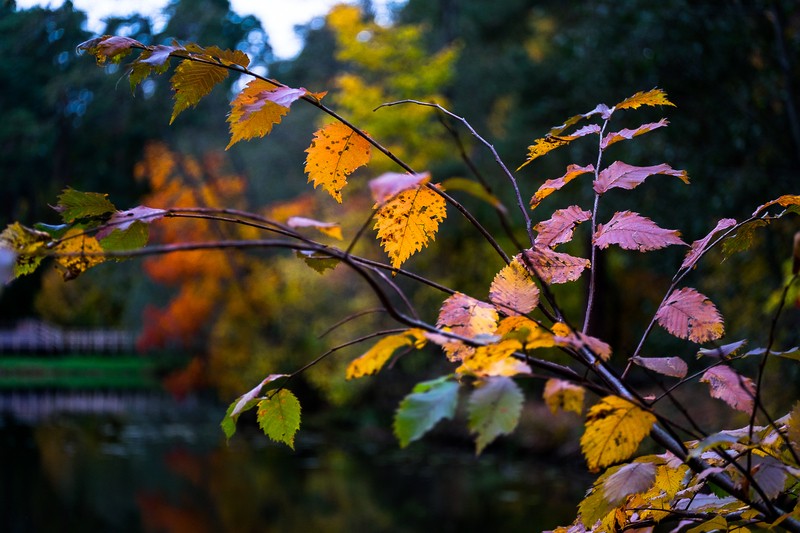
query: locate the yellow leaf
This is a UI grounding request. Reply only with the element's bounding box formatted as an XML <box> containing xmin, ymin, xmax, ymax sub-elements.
<box><xmin>489</xmin><ymin>257</ymin><xmax>540</xmax><ymax>316</ymax></box>
<box><xmin>581</xmin><ymin>395</ymin><xmax>656</xmax><ymax>472</ymax></box>
<box><xmin>517</xmin><ymin>136</ymin><xmax>571</xmax><ymax>170</ymax></box>
<box><xmin>346</xmin><ymin>329</ymin><xmax>426</xmax><ymax>379</ymax></box>
<box><xmin>305</xmin><ymin>122</ymin><xmax>372</xmax><ymax>203</ymax></box>
<box><xmin>436</xmin><ymin>292</ymin><xmax>498</xmax><ymax>361</ymax></box>
<box><xmin>637</xmin><ymin>464</ymin><xmax>689</xmax><ymax>522</ymax></box>
<box><xmin>227</xmin><ymin>80</ymin><xmax>305</xmax><ymax>149</ymax></box>
<box><xmin>551</xmin><ymin>322</ymin><xmax>571</xmax><ymax>337</ymax></box>
<box><xmin>170</xmin><ymin>58</ymin><xmax>229</xmax><ymax>124</ymax></box>
<box><xmin>495</xmin><ymin>316</ymin><xmax>555</xmax><ymax>350</ymax></box>
<box><xmin>0</xmin><ymin>223</ymin><xmax>51</xmax><ymax>278</ymax></box>
<box><xmin>373</xmin><ymin>184</ymin><xmax>446</xmax><ymax>269</ymax></box>
<box><xmin>53</xmin><ymin>229</ymin><xmax>105</xmax><ymax>280</ymax></box>
<box><xmin>543</xmin><ymin>378</ymin><xmax>585</xmax><ymax>415</ymax></box>
<box><xmin>456</xmin><ymin>339</ymin><xmax>530</xmax><ymax>377</ymax></box>
<box><xmin>615</xmin><ymin>88</ymin><xmax>675</xmax><ymax>111</ymax></box>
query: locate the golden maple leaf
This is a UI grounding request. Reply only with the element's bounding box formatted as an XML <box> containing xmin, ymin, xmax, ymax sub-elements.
<box><xmin>305</xmin><ymin>122</ymin><xmax>372</xmax><ymax>203</ymax></box>
<box><xmin>373</xmin><ymin>184</ymin><xmax>446</xmax><ymax>269</ymax></box>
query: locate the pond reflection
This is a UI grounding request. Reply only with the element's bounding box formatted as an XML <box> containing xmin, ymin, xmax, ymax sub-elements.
<box><xmin>1</xmin><ymin>396</ymin><xmax>588</xmax><ymax>532</ymax></box>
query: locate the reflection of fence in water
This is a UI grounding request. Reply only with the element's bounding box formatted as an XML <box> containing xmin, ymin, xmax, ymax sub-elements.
<box><xmin>0</xmin><ymin>320</ymin><xmax>135</xmax><ymax>353</ymax></box>
<box><xmin>0</xmin><ymin>390</ymin><xmax>166</xmax><ymax>423</ymax></box>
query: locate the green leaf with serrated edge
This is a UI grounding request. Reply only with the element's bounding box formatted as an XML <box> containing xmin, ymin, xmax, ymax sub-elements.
<box><xmin>99</xmin><ymin>222</ymin><xmax>149</xmax><ymax>254</ymax></box>
<box><xmin>55</xmin><ymin>188</ymin><xmax>116</xmax><ymax>223</ymax></box>
<box><xmin>722</xmin><ymin>219</ymin><xmax>768</xmax><ymax>258</ymax></box>
<box><xmin>257</xmin><ymin>389</ymin><xmax>301</xmax><ymax>449</ymax></box>
<box><xmin>220</xmin><ymin>374</ymin><xmax>290</xmax><ymax>441</ymax></box>
<box><xmin>394</xmin><ymin>376</ymin><xmax>459</xmax><ymax>448</ymax></box>
<box><xmin>467</xmin><ymin>376</ymin><xmax>524</xmax><ymax>454</ymax></box>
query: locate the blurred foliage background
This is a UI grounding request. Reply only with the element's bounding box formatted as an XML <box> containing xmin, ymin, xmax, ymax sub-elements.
<box><xmin>2</xmin><ymin>0</ymin><xmax>799</xmax><ymax>419</ymax></box>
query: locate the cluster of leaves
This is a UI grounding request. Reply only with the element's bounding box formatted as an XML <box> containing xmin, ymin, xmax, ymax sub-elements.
<box><xmin>3</xmin><ymin>16</ymin><xmax>800</xmax><ymax>532</ymax></box>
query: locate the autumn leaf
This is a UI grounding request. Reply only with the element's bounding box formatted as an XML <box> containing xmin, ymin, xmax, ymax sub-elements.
<box><xmin>436</xmin><ymin>293</ymin><xmax>499</xmax><ymax>361</ymax></box>
<box><xmin>346</xmin><ymin>329</ymin><xmax>426</xmax><ymax>379</ymax></box>
<box><xmin>495</xmin><ymin>316</ymin><xmax>555</xmax><ymax>350</ymax></box>
<box><xmin>287</xmin><ymin>216</ymin><xmax>343</xmax><ymax>240</ymax></box>
<box><xmin>457</xmin><ymin>339</ymin><xmax>530</xmax><ymax>377</ymax></box>
<box><xmin>370</xmin><ymin>172</ymin><xmax>431</xmax><ymax>205</ymax></box>
<box><xmin>578</xmin><ymin>465</ymin><xmax>624</xmax><ymax>528</ymax></box>
<box><xmin>77</xmin><ymin>35</ymin><xmax>142</xmax><ymax>64</ymax></box>
<box><xmin>305</xmin><ymin>122</ymin><xmax>372</xmax><ymax>202</ymax></box>
<box><xmin>722</xmin><ymin>219</ymin><xmax>768</xmax><ymax>258</ymax></box>
<box><xmin>54</xmin><ymin>188</ymin><xmax>117</xmax><ymax>223</ymax></box>
<box><xmin>534</xmin><ymin>205</ymin><xmax>592</xmax><ymax>248</ymax></box>
<box><xmin>698</xmin><ymin>340</ymin><xmax>747</xmax><ymax>359</ymax></box>
<box><xmin>394</xmin><ymin>376</ymin><xmax>459</xmax><ymax>447</ymax></box>
<box><xmin>95</xmin><ymin>206</ymin><xmax>166</xmax><ymax>240</ymax></box>
<box><xmin>52</xmin><ymin>229</ymin><xmax>106</xmax><ymax>280</ymax></box>
<box><xmin>257</xmin><ymin>389</ymin><xmax>302</xmax><ymax>449</ymax></box>
<box><xmin>467</xmin><ymin>377</ymin><xmax>524</xmax><ymax>454</ymax></box>
<box><xmin>614</xmin><ymin>88</ymin><xmax>675</xmax><ymax>110</ymax></box>
<box><xmin>530</xmin><ymin>164</ymin><xmax>595</xmax><ymax>209</ymax></box>
<box><xmin>594</xmin><ymin>162</ymin><xmax>689</xmax><ymax>195</ymax></box>
<box><xmin>220</xmin><ymin>373</ymin><xmax>290</xmax><ymax>440</ymax></box>
<box><xmin>631</xmin><ymin>356</ymin><xmax>688</xmax><ymax>378</ymax></box>
<box><xmin>594</xmin><ymin>211</ymin><xmax>685</xmax><ymax>251</ymax></box>
<box><xmin>227</xmin><ymin>80</ymin><xmax>306</xmax><ymax>149</ymax></box>
<box><xmin>519</xmin><ymin>247</ymin><xmax>590</xmax><ymax>284</ymax></box>
<box><xmin>99</xmin><ymin>221</ymin><xmax>150</xmax><ymax>254</ymax></box>
<box><xmin>655</xmin><ymin>287</ymin><xmax>724</xmax><ymax>343</ymax></box>
<box><xmin>700</xmin><ymin>365</ymin><xmax>755</xmax><ymax>413</ymax></box>
<box><xmin>581</xmin><ymin>395</ymin><xmax>656</xmax><ymax>472</ymax></box>
<box><xmin>517</xmin><ymin>137</ymin><xmax>571</xmax><ymax>170</ymax></box>
<box><xmin>373</xmin><ymin>183</ymin><xmax>446</xmax><ymax>269</ymax></box>
<box><xmin>753</xmin><ymin>194</ymin><xmax>800</xmax><ymax>216</ymax></box>
<box><xmin>603</xmin><ymin>461</ymin><xmax>657</xmax><ymax>505</ymax></box>
<box><xmin>0</xmin><ymin>223</ymin><xmax>51</xmax><ymax>278</ymax></box>
<box><xmin>543</xmin><ymin>378</ymin><xmax>585</xmax><ymax>415</ymax></box>
<box><xmin>681</xmin><ymin>218</ymin><xmax>737</xmax><ymax>270</ymax></box>
<box><xmin>489</xmin><ymin>257</ymin><xmax>540</xmax><ymax>316</ymax></box>
<box><xmin>601</xmin><ymin>119</ymin><xmax>669</xmax><ymax>150</ymax></box>
<box><xmin>169</xmin><ymin>58</ymin><xmax>229</xmax><ymax>124</ymax></box>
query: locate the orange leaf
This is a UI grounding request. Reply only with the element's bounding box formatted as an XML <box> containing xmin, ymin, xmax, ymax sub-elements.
<box><xmin>518</xmin><ymin>126</ymin><xmax>600</xmax><ymax>171</ymax></box>
<box><xmin>495</xmin><ymin>316</ymin><xmax>555</xmax><ymax>350</ymax></box>
<box><xmin>555</xmin><ymin>330</ymin><xmax>612</xmax><ymax>361</ymax></box>
<box><xmin>519</xmin><ymin>247</ymin><xmax>590</xmax><ymax>284</ymax></box>
<box><xmin>373</xmin><ymin>184</ymin><xmax>446</xmax><ymax>269</ymax></box>
<box><xmin>530</xmin><ymin>164</ymin><xmax>594</xmax><ymax>209</ymax></box>
<box><xmin>614</xmin><ymin>88</ymin><xmax>675</xmax><ymax>111</ymax></box>
<box><xmin>655</xmin><ymin>287</ymin><xmax>724</xmax><ymax>343</ymax></box>
<box><xmin>305</xmin><ymin>122</ymin><xmax>372</xmax><ymax>202</ymax></box>
<box><xmin>227</xmin><ymin>80</ymin><xmax>306</xmax><ymax>149</ymax></box>
<box><xmin>436</xmin><ymin>292</ymin><xmax>498</xmax><ymax>361</ymax></box>
<box><xmin>489</xmin><ymin>257</ymin><xmax>540</xmax><ymax>316</ymax></box>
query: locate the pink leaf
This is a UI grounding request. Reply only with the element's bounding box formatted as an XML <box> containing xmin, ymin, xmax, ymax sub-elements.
<box><xmin>530</xmin><ymin>164</ymin><xmax>594</xmax><ymax>209</ymax></box>
<box><xmin>700</xmin><ymin>365</ymin><xmax>755</xmax><ymax>413</ymax></box>
<box><xmin>594</xmin><ymin>162</ymin><xmax>689</xmax><ymax>194</ymax></box>
<box><xmin>369</xmin><ymin>172</ymin><xmax>431</xmax><ymax>205</ymax></box>
<box><xmin>96</xmin><ymin>206</ymin><xmax>167</xmax><ymax>238</ymax></box>
<box><xmin>681</xmin><ymin>218</ymin><xmax>737</xmax><ymax>270</ymax></box>
<box><xmin>655</xmin><ymin>287</ymin><xmax>724</xmax><ymax>343</ymax></box>
<box><xmin>241</xmin><ymin>87</ymin><xmax>307</xmax><ymax>120</ymax></box>
<box><xmin>631</xmin><ymin>356</ymin><xmax>688</xmax><ymax>378</ymax></box>
<box><xmin>519</xmin><ymin>247</ymin><xmax>590</xmax><ymax>284</ymax></box>
<box><xmin>600</xmin><ymin>119</ymin><xmax>669</xmax><ymax>149</ymax></box>
<box><xmin>534</xmin><ymin>205</ymin><xmax>592</xmax><ymax>248</ymax></box>
<box><xmin>554</xmin><ymin>331</ymin><xmax>612</xmax><ymax>361</ymax></box>
<box><xmin>594</xmin><ymin>211</ymin><xmax>685</xmax><ymax>251</ymax></box>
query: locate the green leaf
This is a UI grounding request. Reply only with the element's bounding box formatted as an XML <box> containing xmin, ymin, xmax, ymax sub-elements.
<box><xmin>295</xmin><ymin>250</ymin><xmax>340</xmax><ymax>274</ymax></box>
<box><xmin>257</xmin><ymin>389</ymin><xmax>302</xmax><ymax>449</ymax></box>
<box><xmin>394</xmin><ymin>376</ymin><xmax>459</xmax><ymax>448</ymax></box>
<box><xmin>0</xmin><ymin>223</ymin><xmax>52</xmax><ymax>278</ymax></box>
<box><xmin>220</xmin><ymin>374</ymin><xmax>290</xmax><ymax>441</ymax></box>
<box><xmin>99</xmin><ymin>221</ymin><xmax>149</xmax><ymax>254</ymax></box>
<box><xmin>55</xmin><ymin>188</ymin><xmax>116</xmax><ymax>223</ymax></box>
<box><xmin>722</xmin><ymin>219</ymin><xmax>768</xmax><ymax>258</ymax></box>
<box><xmin>467</xmin><ymin>376</ymin><xmax>524</xmax><ymax>454</ymax></box>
